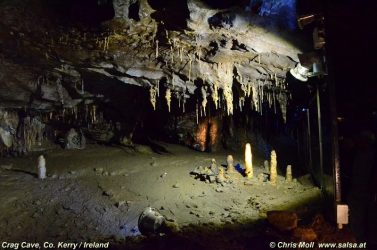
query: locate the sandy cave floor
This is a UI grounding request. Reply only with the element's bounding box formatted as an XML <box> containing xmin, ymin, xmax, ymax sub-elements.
<box><xmin>0</xmin><ymin>143</ymin><xmax>321</xmax><ymax>249</ymax></box>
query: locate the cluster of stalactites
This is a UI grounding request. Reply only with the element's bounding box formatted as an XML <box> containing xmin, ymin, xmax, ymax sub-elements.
<box><xmin>217</xmin><ymin>62</ymin><xmax>234</xmax><ymax>115</ymax></box>
<box><xmin>151</xmin><ymin>30</ymin><xmax>289</xmax><ymax>122</ymax></box>
<box><xmin>237</xmin><ymin>71</ymin><xmax>288</xmax><ymax>122</ymax></box>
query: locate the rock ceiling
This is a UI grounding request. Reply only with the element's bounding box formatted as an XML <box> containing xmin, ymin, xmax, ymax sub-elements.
<box><xmin>0</xmin><ymin>0</ymin><xmax>306</xmax><ymax>121</ymax></box>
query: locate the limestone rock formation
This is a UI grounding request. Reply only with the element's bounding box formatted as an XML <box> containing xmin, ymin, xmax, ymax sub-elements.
<box><xmin>0</xmin><ymin>0</ymin><xmax>306</xmax><ymax>153</ymax></box>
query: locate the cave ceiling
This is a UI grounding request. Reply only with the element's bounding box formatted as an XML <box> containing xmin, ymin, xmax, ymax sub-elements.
<box><xmin>0</xmin><ymin>0</ymin><xmax>309</xmax><ymax>121</ymax></box>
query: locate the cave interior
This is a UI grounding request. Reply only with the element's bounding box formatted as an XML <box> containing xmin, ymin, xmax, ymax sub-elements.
<box><xmin>0</xmin><ymin>0</ymin><xmax>376</xmax><ymax>249</ymax></box>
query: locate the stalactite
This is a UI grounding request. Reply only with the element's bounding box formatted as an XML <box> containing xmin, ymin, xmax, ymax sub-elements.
<box><xmin>197</xmin><ymin>46</ymin><xmax>202</xmax><ymax>71</ymax></box>
<box><xmin>240</xmin><ymin>81</ymin><xmax>248</xmax><ymax>97</ymax></box>
<box><xmin>201</xmin><ymin>87</ymin><xmax>207</xmax><ymax>116</ymax></box>
<box><xmin>177</xmin><ymin>92</ymin><xmax>181</xmax><ymax>109</ymax></box>
<box><xmin>180</xmin><ymin>47</ymin><xmax>184</xmax><ymax>62</ymax></box>
<box><xmin>223</xmin><ymin>84</ymin><xmax>233</xmax><ymax>115</ymax></box>
<box><xmin>73</xmin><ymin>106</ymin><xmax>78</xmax><ymax>120</ymax></box>
<box><xmin>81</xmin><ymin>79</ymin><xmax>84</xmax><ymax>94</ymax></box>
<box><xmin>239</xmin><ymin>97</ymin><xmax>245</xmax><ymax>112</ymax></box>
<box><xmin>259</xmin><ymin>81</ymin><xmax>263</xmax><ymax>115</ymax></box>
<box><xmin>156</xmin><ymin>80</ymin><xmax>160</xmax><ymax>97</ymax></box>
<box><xmin>182</xmin><ymin>95</ymin><xmax>186</xmax><ymax>113</ymax></box>
<box><xmin>155</xmin><ymin>40</ymin><xmax>159</xmax><ymax>58</ymax></box>
<box><xmin>218</xmin><ymin>63</ymin><xmax>234</xmax><ymax>115</ymax></box>
<box><xmin>211</xmin><ymin>83</ymin><xmax>219</xmax><ymax>110</ymax></box>
<box><xmin>188</xmin><ymin>54</ymin><xmax>193</xmax><ymax>83</ymax></box>
<box><xmin>92</xmin><ymin>105</ymin><xmax>97</xmax><ymax>123</ymax></box>
<box><xmin>149</xmin><ymin>87</ymin><xmax>157</xmax><ymax>110</ymax></box>
<box><xmin>103</xmin><ymin>37</ymin><xmax>108</xmax><ymax>51</ymax></box>
<box><xmin>196</xmin><ymin>102</ymin><xmax>199</xmax><ymax>125</ymax></box>
<box><xmin>170</xmin><ymin>45</ymin><xmax>174</xmax><ymax>64</ymax></box>
<box><xmin>251</xmin><ymin>81</ymin><xmax>259</xmax><ymax>112</ymax></box>
<box><xmin>165</xmin><ymin>89</ymin><xmax>171</xmax><ymax>112</ymax></box>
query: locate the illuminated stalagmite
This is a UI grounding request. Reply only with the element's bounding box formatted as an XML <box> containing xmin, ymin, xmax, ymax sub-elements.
<box><xmin>286</xmin><ymin>165</ymin><xmax>292</xmax><ymax>182</ymax></box>
<box><xmin>37</xmin><ymin>155</ymin><xmax>46</xmax><ymax>180</ymax></box>
<box><xmin>270</xmin><ymin>150</ymin><xmax>277</xmax><ymax>185</ymax></box>
<box><xmin>245</xmin><ymin>143</ymin><xmax>253</xmax><ymax>178</ymax></box>
<box><xmin>226</xmin><ymin>155</ymin><xmax>234</xmax><ymax>173</ymax></box>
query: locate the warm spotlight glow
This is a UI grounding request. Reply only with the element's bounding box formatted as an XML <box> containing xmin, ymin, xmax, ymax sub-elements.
<box><xmin>196</xmin><ymin>120</ymin><xmax>207</xmax><ymax>152</ymax></box>
<box><xmin>208</xmin><ymin>117</ymin><xmax>218</xmax><ymax>151</ymax></box>
<box><xmin>195</xmin><ymin>117</ymin><xmax>218</xmax><ymax>152</ymax></box>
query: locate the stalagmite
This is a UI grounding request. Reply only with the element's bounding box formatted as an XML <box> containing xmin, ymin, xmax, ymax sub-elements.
<box><xmin>226</xmin><ymin>155</ymin><xmax>234</xmax><ymax>173</ymax></box>
<box><xmin>37</xmin><ymin>155</ymin><xmax>46</xmax><ymax>180</ymax></box>
<box><xmin>216</xmin><ymin>168</ymin><xmax>226</xmax><ymax>183</ymax></box>
<box><xmin>210</xmin><ymin>158</ymin><xmax>217</xmax><ymax>171</ymax></box>
<box><xmin>270</xmin><ymin>150</ymin><xmax>277</xmax><ymax>185</ymax></box>
<box><xmin>165</xmin><ymin>89</ymin><xmax>171</xmax><ymax>112</ymax></box>
<box><xmin>286</xmin><ymin>165</ymin><xmax>292</xmax><ymax>182</ymax></box>
<box><xmin>244</xmin><ymin>143</ymin><xmax>253</xmax><ymax>179</ymax></box>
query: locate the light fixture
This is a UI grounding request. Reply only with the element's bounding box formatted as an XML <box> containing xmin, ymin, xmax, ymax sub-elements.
<box><xmin>308</xmin><ymin>62</ymin><xmax>326</xmax><ymax>77</ymax></box>
<box><xmin>290</xmin><ymin>52</ymin><xmax>327</xmax><ymax>81</ymax></box>
<box><xmin>297</xmin><ymin>14</ymin><xmax>316</xmax><ymax>30</ymax></box>
<box><xmin>290</xmin><ymin>63</ymin><xmax>309</xmax><ymax>82</ymax></box>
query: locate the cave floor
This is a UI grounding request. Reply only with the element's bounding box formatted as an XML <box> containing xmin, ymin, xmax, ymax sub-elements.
<box><xmin>0</xmin><ymin>143</ymin><xmax>321</xmax><ymax>249</ymax></box>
